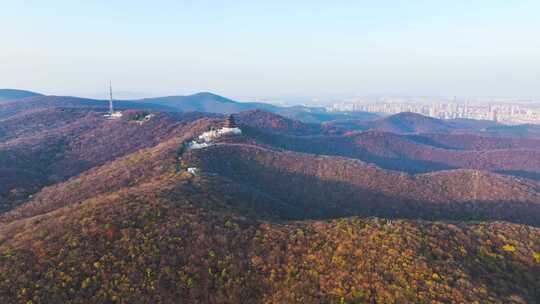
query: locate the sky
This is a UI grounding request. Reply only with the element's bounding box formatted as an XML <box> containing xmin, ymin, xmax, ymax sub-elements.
<box><xmin>1</xmin><ymin>1</ymin><xmax>540</xmax><ymax>102</ymax></box>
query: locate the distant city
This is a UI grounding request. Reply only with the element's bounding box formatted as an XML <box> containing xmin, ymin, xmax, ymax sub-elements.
<box><xmin>328</xmin><ymin>97</ymin><xmax>540</xmax><ymax>124</ymax></box>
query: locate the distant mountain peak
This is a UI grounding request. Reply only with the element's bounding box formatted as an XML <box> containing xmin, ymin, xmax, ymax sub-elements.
<box><xmin>190</xmin><ymin>92</ymin><xmax>236</xmax><ymax>102</ymax></box>
<box><xmin>0</xmin><ymin>89</ymin><xmax>43</xmax><ymax>102</ymax></box>
<box><xmin>372</xmin><ymin>112</ymin><xmax>451</xmax><ymax>134</ymax></box>
<box><xmin>387</xmin><ymin>111</ymin><xmax>438</xmax><ymax>121</ymax></box>
<box><xmin>191</xmin><ymin>91</ymin><xmax>226</xmax><ymax>98</ymax></box>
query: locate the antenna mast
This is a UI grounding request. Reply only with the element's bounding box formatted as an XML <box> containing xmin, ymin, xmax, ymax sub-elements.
<box><xmin>109</xmin><ymin>81</ymin><xmax>114</xmax><ymax>114</ymax></box>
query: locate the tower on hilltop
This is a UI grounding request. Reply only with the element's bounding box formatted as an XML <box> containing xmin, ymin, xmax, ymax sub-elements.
<box><xmin>223</xmin><ymin>114</ymin><xmax>237</xmax><ymax>129</ymax></box>
<box><xmin>104</xmin><ymin>81</ymin><xmax>123</xmax><ymax>119</ymax></box>
<box><xmin>109</xmin><ymin>81</ymin><xmax>114</xmax><ymax>115</ymax></box>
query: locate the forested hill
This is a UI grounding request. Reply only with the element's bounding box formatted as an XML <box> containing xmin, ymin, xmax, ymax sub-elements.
<box><xmin>1</xmin><ymin>107</ymin><xmax>540</xmax><ymax>303</ymax></box>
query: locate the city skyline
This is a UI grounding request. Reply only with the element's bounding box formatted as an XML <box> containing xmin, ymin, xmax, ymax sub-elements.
<box><xmin>329</xmin><ymin>97</ymin><xmax>540</xmax><ymax>124</ymax></box>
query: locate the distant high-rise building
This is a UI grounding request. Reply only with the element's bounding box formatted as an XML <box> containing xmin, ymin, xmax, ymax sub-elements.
<box><xmin>491</xmin><ymin>109</ymin><xmax>499</xmax><ymax>122</ymax></box>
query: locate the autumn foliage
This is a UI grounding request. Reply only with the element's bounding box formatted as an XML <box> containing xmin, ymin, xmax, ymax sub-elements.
<box><xmin>1</xmin><ymin>107</ymin><xmax>540</xmax><ymax>303</ymax></box>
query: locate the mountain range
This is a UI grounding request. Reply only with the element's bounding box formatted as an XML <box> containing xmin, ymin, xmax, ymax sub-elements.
<box><xmin>0</xmin><ymin>89</ymin><xmax>43</xmax><ymax>103</ymax></box>
<box><xmin>0</xmin><ymin>90</ymin><xmax>379</xmax><ymax>124</ymax></box>
<box><xmin>0</xmin><ymin>89</ymin><xmax>540</xmax><ymax>303</ymax></box>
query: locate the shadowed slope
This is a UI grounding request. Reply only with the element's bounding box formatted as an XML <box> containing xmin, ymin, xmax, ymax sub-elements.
<box><xmin>0</xmin><ymin>172</ymin><xmax>539</xmax><ymax>303</ymax></box>
<box><xmin>406</xmin><ymin>133</ymin><xmax>540</xmax><ymax>150</ymax></box>
<box><xmin>186</xmin><ymin>143</ymin><xmax>540</xmax><ymax>225</ymax></box>
<box><xmin>242</xmin><ymin>127</ymin><xmax>540</xmax><ymax>179</ymax></box>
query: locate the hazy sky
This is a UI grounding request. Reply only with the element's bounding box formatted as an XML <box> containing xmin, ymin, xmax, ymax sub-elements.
<box><xmin>1</xmin><ymin>1</ymin><xmax>540</xmax><ymax>101</ymax></box>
